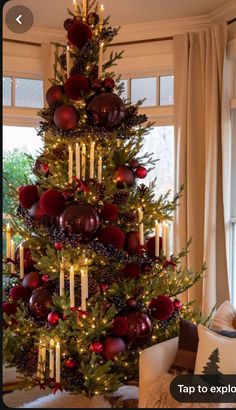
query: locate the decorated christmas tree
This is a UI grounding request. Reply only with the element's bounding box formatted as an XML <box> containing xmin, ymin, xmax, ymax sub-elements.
<box><xmin>3</xmin><ymin>0</ymin><xmax>206</xmax><ymax>397</ymax></box>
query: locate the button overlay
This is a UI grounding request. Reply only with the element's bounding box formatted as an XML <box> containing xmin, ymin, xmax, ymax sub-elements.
<box><xmin>5</xmin><ymin>5</ymin><xmax>33</xmax><ymax>34</ymax></box>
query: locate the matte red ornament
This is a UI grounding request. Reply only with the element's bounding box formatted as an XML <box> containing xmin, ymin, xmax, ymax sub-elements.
<box><xmin>2</xmin><ymin>302</ymin><xmax>17</xmax><ymax>316</ymax></box>
<box><xmin>114</xmin><ymin>165</ymin><xmax>135</xmax><ymax>189</ymax></box>
<box><xmin>129</xmin><ymin>158</ymin><xmax>139</xmax><ymax>169</ymax></box>
<box><xmin>149</xmin><ymin>295</ymin><xmax>174</xmax><ymax>321</ymax></box>
<box><xmin>47</xmin><ymin>311</ymin><xmax>60</xmax><ymax>325</ymax></box>
<box><xmin>19</xmin><ymin>185</ymin><xmax>39</xmax><ymax>209</ymax></box>
<box><xmin>40</xmin><ymin>189</ymin><xmax>66</xmax><ymax>216</ymax></box>
<box><xmin>86</xmin><ymin>12</ymin><xmax>99</xmax><ymax>26</ymax></box>
<box><xmin>29</xmin><ymin>287</ymin><xmax>52</xmax><ymax>320</ymax></box>
<box><xmin>15</xmin><ymin>243</ymin><xmax>35</xmax><ymax>273</ymax></box>
<box><xmin>126</xmin><ymin>311</ymin><xmax>152</xmax><ymax>345</ymax></box>
<box><xmin>64</xmin><ymin>74</ymin><xmax>90</xmax><ymax>100</ymax></box>
<box><xmin>124</xmin><ymin>263</ymin><xmax>141</xmax><ymax>278</ymax></box>
<box><xmin>89</xmin><ymin>341</ymin><xmax>103</xmax><ymax>354</ymax></box>
<box><xmin>102</xmin><ymin>337</ymin><xmax>126</xmax><ymax>361</ymax></box>
<box><xmin>100</xmin><ymin>203</ymin><xmax>119</xmax><ymax>222</ymax></box>
<box><xmin>9</xmin><ymin>285</ymin><xmax>30</xmax><ymax>302</ymax></box>
<box><xmin>34</xmin><ymin>157</ymin><xmax>50</xmax><ymax>176</ymax></box>
<box><xmin>98</xmin><ymin>225</ymin><xmax>125</xmax><ymax>249</ymax></box>
<box><xmin>112</xmin><ymin>316</ymin><xmax>129</xmax><ymax>336</ymax></box>
<box><xmin>135</xmin><ymin>166</ymin><xmax>147</xmax><ymax>179</ymax></box>
<box><xmin>46</xmin><ymin>85</ymin><xmax>64</xmax><ymax>106</ymax></box>
<box><xmin>86</xmin><ymin>92</ymin><xmax>125</xmax><ymax>128</ymax></box>
<box><xmin>22</xmin><ymin>271</ymin><xmax>42</xmax><ymax>290</ymax></box>
<box><xmin>54</xmin><ymin>105</ymin><xmax>79</xmax><ymax>130</ymax></box>
<box><xmin>91</xmin><ymin>78</ymin><xmax>102</xmax><ymax>91</ymax></box>
<box><xmin>124</xmin><ymin>231</ymin><xmax>140</xmax><ymax>255</ymax></box>
<box><xmin>28</xmin><ymin>202</ymin><xmax>45</xmax><ymax>220</ymax></box>
<box><xmin>126</xmin><ymin>298</ymin><xmax>137</xmax><ymax>309</ymax></box>
<box><xmin>67</xmin><ymin>21</ymin><xmax>92</xmax><ymax>49</ymax></box>
<box><xmin>103</xmin><ymin>77</ymin><xmax>115</xmax><ymax>91</ymax></box>
<box><xmin>63</xmin><ymin>18</ymin><xmax>74</xmax><ymax>31</ymax></box>
<box><xmin>173</xmin><ymin>298</ymin><xmax>183</xmax><ymax>311</ymax></box>
<box><xmin>146</xmin><ymin>236</ymin><xmax>163</xmax><ymax>259</ymax></box>
<box><xmin>59</xmin><ymin>203</ymin><xmax>99</xmax><ymax>241</ymax></box>
<box><xmin>64</xmin><ymin>359</ymin><xmax>77</xmax><ymax>369</ymax></box>
<box><xmin>54</xmin><ymin>242</ymin><xmax>63</xmax><ymax>251</ymax></box>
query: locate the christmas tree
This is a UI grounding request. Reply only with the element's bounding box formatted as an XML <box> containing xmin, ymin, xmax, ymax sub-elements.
<box><xmin>202</xmin><ymin>349</ymin><xmax>222</xmax><ymax>375</ymax></box>
<box><xmin>3</xmin><ymin>0</ymin><xmax>206</xmax><ymax>397</ymax></box>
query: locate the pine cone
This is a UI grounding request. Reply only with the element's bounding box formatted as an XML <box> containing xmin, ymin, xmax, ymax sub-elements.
<box><xmin>137</xmin><ymin>184</ymin><xmax>149</xmax><ymax>197</ymax></box>
<box><xmin>113</xmin><ymin>191</ymin><xmax>129</xmax><ymax>205</ymax></box>
<box><xmin>96</xmin><ymin>183</ymin><xmax>106</xmax><ymax>200</ymax></box>
<box><xmin>120</xmin><ymin>211</ymin><xmax>137</xmax><ymax>224</ymax></box>
<box><xmin>88</xmin><ymin>276</ymin><xmax>99</xmax><ymax>295</ymax></box>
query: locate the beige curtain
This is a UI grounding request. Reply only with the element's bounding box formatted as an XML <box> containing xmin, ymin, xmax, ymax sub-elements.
<box><xmin>173</xmin><ymin>25</ymin><xmax>230</xmax><ymax>315</ymax></box>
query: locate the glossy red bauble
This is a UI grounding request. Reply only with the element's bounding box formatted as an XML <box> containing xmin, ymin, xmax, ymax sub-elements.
<box><xmin>124</xmin><ymin>263</ymin><xmax>141</xmax><ymax>278</ymax></box>
<box><xmin>86</xmin><ymin>12</ymin><xmax>99</xmax><ymax>26</ymax></box>
<box><xmin>54</xmin><ymin>242</ymin><xmax>63</xmax><ymax>251</ymax></box>
<box><xmin>42</xmin><ymin>274</ymin><xmax>49</xmax><ymax>282</ymax></box>
<box><xmin>47</xmin><ymin>311</ymin><xmax>60</xmax><ymax>325</ymax></box>
<box><xmin>103</xmin><ymin>77</ymin><xmax>115</xmax><ymax>91</ymax></box>
<box><xmin>100</xmin><ymin>203</ymin><xmax>119</xmax><ymax>222</ymax></box>
<box><xmin>34</xmin><ymin>157</ymin><xmax>50</xmax><ymax>176</ymax></box>
<box><xmin>149</xmin><ymin>295</ymin><xmax>174</xmax><ymax>321</ymax></box>
<box><xmin>40</xmin><ymin>189</ymin><xmax>66</xmax><ymax>216</ymax></box>
<box><xmin>19</xmin><ymin>185</ymin><xmax>39</xmax><ymax>209</ymax></box>
<box><xmin>146</xmin><ymin>236</ymin><xmax>163</xmax><ymax>259</ymax></box>
<box><xmin>46</xmin><ymin>85</ymin><xmax>64</xmax><ymax>106</ymax></box>
<box><xmin>112</xmin><ymin>316</ymin><xmax>129</xmax><ymax>336</ymax></box>
<box><xmin>173</xmin><ymin>298</ymin><xmax>183</xmax><ymax>311</ymax></box>
<box><xmin>22</xmin><ymin>271</ymin><xmax>42</xmax><ymax>290</ymax></box>
<box><xmin>28</xmin><ymin>202</ymin><xmax>45</xmax><ymax>220</ymax></box>
<box><xmin>135</xmin><ymin>166</ymin><xmax>147</xmax><ymax>179</ymax></box>
<box><xmin>124</xmin><ymin>231</ymin><xmax>140</xmax><ymax>255</ymax></box>
<box><xmin>15</xmin><ymin>243</ymin><xmax>35</xmax><ymax>273</ymax></box>
<box><xmin>64</xmin><ymin>74</ymin><xmax>90</xmax><ymax>100</ymax></box>
<box><xmin>54</xmin><ymin>105</ymin><xmax>79</xmax><ymax>130</ymax></box>
<box><xmin>9</xmin><ymin>285</ymin><xmax>29</xmax><ymax>302</ymax></box>
<box><xmin>129</xmin><ymin>158</ymin><xmax>139</xmax><ymax>169</ymax></box>
<box><xmin>102</xmin><ymin>337</ymin><xmax>126</xmax><ymax>361</ymax></box>
<box><xmin>91</xmin><ymin>78</ymin><xmax>102</xmax><ymax>91</ymax></box>
<box><xmin>86</xmin><ymin>92</ymin><xmax>125</xmax><ymax>128</ymax></box>
<box><xmin>67</xmin><ymin>21</ymin><xmax>92</xmax><ymax>49</ymax></box>
<box><xmin>64</xmin><ymin>359</ymin><xmax>77</xmax><ymax>369</ymax></box>
<box><xmin>63</xmin><ymin>18</ymin><xmax>75</xmax><ymax>31</ymax></box>
<box><xmin>29</xmin><ymin>286</ymin><xmax>52</xmax><ymax>320</ymax></box>
<box><xmin>59</xmin><ymin>203</ymin><xmax>99</xmax><ymax>241</ymax></box>
<box><xmin>114</xmin><ymin>165</ymin><xmax>135</xmax><ymax>189</ymax></box>
<box><xmin>89</xmin><ymin>341</ymin><xmax>103</xmax><ymax>354</ymax></box>
<box><xmin>126</xmin><ymin>311</ymin><xmax>152</xmax><ymax>345</ymax></box>
<box><xmin>98</xmin><ymin>225</ymin><xmax>125</xmax><ymax>249</ymax></box>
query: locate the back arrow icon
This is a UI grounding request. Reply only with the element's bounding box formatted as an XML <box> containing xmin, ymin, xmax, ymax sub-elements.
<box><xmin>16</xmin><ymin>14</ymin><xmax>22</xmax><ymax>24</ymax></box>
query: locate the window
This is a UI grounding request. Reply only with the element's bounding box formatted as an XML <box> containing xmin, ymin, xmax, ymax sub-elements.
<box><xmin>160</xmin><ymin>75</ymin><xmax>174</xmax><ymax>105</ymax></box>
<box><xmin>3</xmin><ymin>76</ymin><xmax>44</xmax><ymax>108</ymax></box>
<box><xmin>131</xmin><ymin>77</ymin><xmax>157</xmax><ymax>106</ymax></box>
<box><xmin>3</xmin><ymin>77</ymin><xmax>12</xmax><ymax>106</ymax></box>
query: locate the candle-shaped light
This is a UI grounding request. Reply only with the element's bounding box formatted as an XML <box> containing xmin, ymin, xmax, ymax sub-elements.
<box><xmin>41</xmin><ymin>343</ymin><xmax>46</xmax><ymax>382</ymax></box>
<box><xmin>36</xmin><ymin>340</ymin><xmax>42</xmax><ymax>380</ymax></box>
<box><xmin>68</xmin><ymin>145</ymin><xmax>73</xmax><ymax>184</ymax></box>
<box><xmin>82</xmin><ymin>0</ymin><xmax>87</xmax><ymax>17</ymax></box>
<box><xmin>19</xmin><ymin>244</ymin><xmax>24</xmax><ymax>279</ymax></box>
<box><xmin>75</xmin><ymin>143</ymin><xmax>80</xmax><ymax>179</ymax></box>
<box><xmin>138</xmin><ymin>208</ymin><xmax>144</xmax><ymax>246</ymax></box>
<box><xmin>99</xmin><ymin>4</ymin><xmax>104</xmax><ymax>30</ymax></box>
<box><xmin>98</xmin><ymin>42</ymin><xmax>104</xmax><ymax>78</ymax></box>
<box><xmin>10</xmin><ymin>239</ymin><xmax>15</xmax><ymax>274</ymax></box>
<box><xmin>84</xmin><ymin>258</ymin><xmax>88</xmax><ymax>298</ymax></box>
<box><xmin>59</xmin><ymin>260</ymin><xmax>65</xmax><ymax>297</ymax></box>
<box><xmin>162</xmin><ymin>222</ymin><xmax>167</xmax><ymax>255</ymax></box>
<box><xmin>73</xmin><ymin>0</ymin><xmax>77</xmax><ymax>13</ymax></box>
<box><xmin>166</xmin><ymin>224</ymin><xmax>170</xmax><ymax>259</ymax></box>
<box><xmin>81</xmin><ymin>270</ymin><xmax>86</xmax><ymax>311</ymax></box>
<box><xmin>66</xmin><ymin>46</ymin><xmax>71</xmax><ymax>79</ymax></box>
<box><xmin>49</xmin><ymin>339</ymin><xmax>55</xmax><ymax>379</ymax></box>
<box><xmin>69</xmin><ymin>265</ymin><xmax>75</xmax><ymax>308</ymax></box>
<box><xmin>55</xmin><ymin>342</ymin><xmax>61</xmax><ymax>384</ymax></box>
<box><xmin>37</xmin><ymin>340</ymin><xmax>46</xmax><ymax>382</ymax></box>
<box><xmin>81</xmin><ymin>144</ymin><xmax>86</xmax><ymax>180</ymax></box>
<box><xmin>155</xmin><ymin>221</ymin><xmax>159</xmax><ymax>257</ymax></box>
<box><xmin>98</xmin><ymin>156</ymin><xmax>102</xmax><ymax>183</ymax></box>
<box><xmin>89</xmin><ymin>141</ymin><xmax>95</xmax><ymax>179</ymax></box>
<box><xmin>6</xmin><ymin>223</ymin><xmax>11</xmax><ymax>259</ymax></box>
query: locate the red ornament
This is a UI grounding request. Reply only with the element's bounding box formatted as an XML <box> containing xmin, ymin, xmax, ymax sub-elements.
<box><xmin>126</xmin><ymin>312</ymin><xmax>152</xmax><ymax>345</ymax></box>
<box><xmin>114</xmin><ymin>165</ymin><xmax>135</xmax><ymax>189</ymax></box>
<box><xmin>89</xmin><ymin>341</ymin><xmax>103</xmax><ymax>354</ymax></box>
<box><xmin>99</xmin><ymin>283</ymin><xmax>109</xmax><ymax>293</ymax></box>
<box><xmin>98</xmin><ymin>225</ymin><xmax>125</xmax><ymax>249</ymax></box>
<box><xmin>54</xmin><ymin>105</ymin><xmax>79</xmax><ymax>130</ymax></box>
<box><xmin>135</xmin><ymin>166</ymin><xmax>147</xmax><ymax>179</ymax></box>
<box><xmin>29</xmin><ymin>287</ymin><xmax>52</xmax><ymax>320</ymax></box>
<box><xmin>103</xmin><ymin>77</ymin><xmax>115</xmax><ymax>91</ymax></box>
<box><xmin>77</xmin><ymin>309</ymin><xmax>89</xmax><ymax>320</ymax></box>
<box><xmin>67</xmin><ymin>21</ymin><xmax>92</xmax><ymax>49</ymax></box>
<box><xmin>22</xmin><ymin>271</ymin><xmax>42</xmax><ymax>290</ymax></box>
<box><xmin>47</xmin><ymin>311</ymin><xmax>60</xmax><ymax>325</ymax></box>
<box><xmin>59</xmin><ymin>203</ymin><xmax>99</xmax><ymax>241</ymax></box>
<box><xmin>34</xmin><ymin>157</ymin><xmax>50</xmax><ymax>176</ymax></box>
<box><xmin>124</xmin><ymin>231</ymin><xmax>140</xmax><ymax>255</ymax></box>
<box><xmin>126</xmin><ymin>298</ymin><xmax>137</xmax><ymax>309</ymax></box>
<box><xmin>162</xmin><ymin>260</ymin><xmax>177</xmax><ymax>269</ymax></box>
<box><xmin>86</xmin><ymin>12</ymin><xmax>99</xmax><ymax>26</ymax></box>
<box><xmin>42</xmin><ymin>274</ymin><xmax>49</xmax><ymax>282</ymax></box>
<box><xmin>129</xmin><ymin>158</ymin><xmax>139</xmax><ymax>169</ymax></box>
<box><xmin>173</xmin><ymin>299</ymin><xmax>183</xmax><ymax>311</ymax></box>
<box><xmin>86</xmin><ymin>92</ymin><xmax>125</xmax><ymax>128</ymax></box>
<box><xmin>54</xmin><ymin>242</ymin><xmax>63</xmax><ymax>251</ymax></box>
<box><xmin>100</xmin><ymin>203</ymin><xmax>119</xmax><ymax>222</ymax></box>
<box><xmin>63</xmin><ymin>18</ymin><xmax>74</xmax><ymax>31</ymax></box>
<box><xmin>64</xmin><ymin>359</ymin><xmax>77</xmax><ymax>369</ymax></box>
<box><xmin>124</xmin><ymin>263</ymin><xmax>141</xmax><ymax>278</ymax></box>
<box><xmin>64</xmin><ymin>74</ymin><xmax>90</xmax><ymax>100</ymax></box>
<box><xmin>149</xmin><ymin>295</ymin><xmax>174</xmax><ymax>321</ymax></box>
<box><xmin>91</xmin><ymin>78</ymin><xmax>102</xmax><ymax>91</ymax></box>
<box><xmin>39</xmin><ymin>189</ymin><xmax>66</xmax><ymax>216</ymax></box>
<box><xmin>2</xmin><ymin>302</ymin><xmax>17</xmax><ymax>316</ymax></box>
<box><xmin>28</xmin><ymin>202</ymin><xmax>45</xmax><ymax>220</ymax></box>
<box><xmin>102</xmin><ymin>337</ymin><xmax>126</xmax><ymax>361</ymax></box>
<box><xmin>112</xmin><ymin>316</ymin><xmax>129</xmax><ymax>336</ymax></box>
<box><xmin>15</xmin><ymin>243</ymin><xmax>35</xmax><ymax>273</ymax></box>
<box><xmin>146</xmin><ymin>236</ymin><xmax>163</xmax><ymax>259</ymax></box>
<box><xmin>9</xmin><ymin>285</ymin><xmax>30</xmax><ymax>302</ymax></box>
<box><xmin>46</xmin><ymin>85</ymin><xmax>64</xmax><ymax>106</ymax></box>
<box><xmin>19</xmin><ymin>185</ymin><xmax>39</xmax><ymax>209</ymax></box>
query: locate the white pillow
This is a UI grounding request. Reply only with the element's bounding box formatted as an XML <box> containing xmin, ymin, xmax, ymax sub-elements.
<box><xmin>210</xmin><ymin>301</ymin><xmax>236</xmax><ymax>331</ymax></box>
<box><xmin>194</xmin><ymin>324</ymin><xmax>236</xmax><ymax>374</ymax></box>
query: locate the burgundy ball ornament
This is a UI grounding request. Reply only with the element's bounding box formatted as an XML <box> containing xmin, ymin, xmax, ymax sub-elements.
<box><xmin>39</xmin><ymin>189</ymin><xmax>66</xmax><ymax>216</ymax></box>
<box><xmin>54</xmin><ymin>242</ymin><xmax>63</xmax><ymax>251</ymax></box>
<box><xmin>28</xmin><ymin>202</ymin><xmax>45</xmax><ymax>220</ymax></box>
<box><xmin>114</xmin><ymin>165</ymin><xmax>135</xmax><ymax>189</ymax></box>
<box><xmin>63</xmin><ymin>18</ymin><xmax>74</xmax><ymax>31</ymax></box>
<box><xmin>47</xmin><ymin>311</ymin><xmax>60</xmax><ymax>326</ymax></box>
<box><xmin>126</xmin><ymin>298</ymin><xmax>137</xmax><ymax>309</ymax></box>
<box><xmin>64</xmin><ymin>359</ymin><xmax>77</xmax><ymax>369</ymax></box>
<box><xmin>103</xmin><ymin>77</ymin><xmax>115</xmax><ymax>91</ymax></box>
<box><xmin>124</xmin><ymin>263</ymin><xmax>141</xmax><ymax>278</ymax></box>
<box><xmin>86</xmin><ymin>92</ymin><xmax>125</xmax><ymax>128</ymax></box>
<box><xmin>54</xmin><ymin>105</ymin><xmax>79</xmax><ymax>130</ymax></box>
<box><xmin>173</xmin><ymin>298</ymin><xmax>183</xmax><ymax>311</ymax></box>
<box><xmin>89</xmin><ymin>341</ymin><xmax>103</xmax><ymax>354</ymax></box>
<box><xmin>19</xmin><ymin>185</ymin><xmax>39</xmax><ymax>209</ymax></box>
<box><xmin>2</xmin><ymin>302</ymin><xmax>17</xmax><ymax>316</ymax></box>
<box><xmin>126</xmin><ymin>312</ymin><xmax>152</xmax><ymax>345</ymax></box>
<box><xmin>100</xmin><ymin>203</ymin><xmax>119</xmax><ymax>222</ymax></box>
<box><xmin>59</xmin><ymin>203</ymin><xmax>99</xmax><ymax>241</ymax></box>
<box><xmin>102</xmin><ymin>337</ymin><xmax>126</xmax><ymax>361</ymax></box>
<box><xmin>64</xmin><ymin>74</ymin><xmax>90</xmax><ymax>100</ymax></box>
<box><xmin>146</xmin><ymin>236</ymin><xmax>163</xmax><ymax>259</ymax></box>
<box><xmin>9</xmin><ymin>285</ymin><xmax>29</xmax><ymax>302</ymax></box>
<box><xmin>98</xmin><ymin>225</ymin><xmax>125</xmax><ymax>249</ymax></box>
<box><xmin>42</xmin><ymin>274</ymin><xmax>49</xmax><ymax>282</ymax></box>
<box><xmin>86</xmin><ymin>12</ymin><xmax>99</xmax><ymax>26</ymax></box>
<box><xmin>112</xmin><ymin>316</ymin><xmax>129</xmax><ymax>336</ymax></box>
<box><xmin>124</xmin><ymin>231</ymin><xmax>140</xmax><ymax>255</ymax></box>
<box><xmin>135</xmin><ymin>166</ymin><xmax>147</xmax><ymax>179</ymax></box>
<box><xmin>29</xmin><ymin>287</ymin><xmax>52</xmax><ymax>320</ymax></box>
<box><xmin>67</xmin><ymin>21</ymin><xmax>92</xmax><ymax>49</ymax></box>
<box><xmin>149</xmin><ymin>295</ymin><xmax>174</xmax><ymax>321</ymax></box>
<box><xmin>46</xmin><ymin>85</ymin><xmax>64</xmax><ymax>106</ymax></box>
<box><xmin>91</xmin><ymin>78</ymin><xmax>102</xmax><ymax>91</ymax></box>
<box><xmin>22</xmin><ymin>271</ymin><xmax>42</xmax><ymax>290</ymax></box>
<box><xmin>15</xmin><ymin>243</ymin><xmax>35</xmax><ymax>273</ymax></box>
<box><xmin>34</xmin><ymin>157</ymin><xmax>50</xmax><ymax>176</ymax></box>
<box><xmin>129</xmin><ymin>158</ymin><xmax>139</xmax><ymax>169</ymax></box>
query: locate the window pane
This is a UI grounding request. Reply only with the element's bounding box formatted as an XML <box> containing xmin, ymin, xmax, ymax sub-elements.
<box><xmin>117</xmin><ymin>79</ymin><xmax>128</xmax><ymax>100</ymax></box>
<box><xmin>3</xmin><ymin>77</ymin><xmax>12</xmax><ymax>106</ymax></box>
<box><xmin>131</xmin><ymin>77</ymin><xmax>156</xmax><ymax>107</ymax></box>
<box><xmin>160</xmin><ymin>75</ymin><xmax>174</xmax><ymax>105</ymax></box>
<box><xmin>15</xmin><ymin>78</ymin><xmax>44</xmax><ymax>108</ymax></box>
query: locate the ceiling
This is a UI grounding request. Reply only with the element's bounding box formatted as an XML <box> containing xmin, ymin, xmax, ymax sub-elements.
<box><xmin>3</xmin><ymin>0</ymin><xmax>229</xmax><ymax>29</ymax></box>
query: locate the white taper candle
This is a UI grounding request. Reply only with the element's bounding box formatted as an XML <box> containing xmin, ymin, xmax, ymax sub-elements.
<box><xmin>19</xmin><ymin>244</ymin><xmax>24</xmax><ymax>279</ymax></box>
<box><xmin>55</xmin><ymin>342</ymin><xmax>61</xmax><ymax>384</ymax></box>
<box><xmin>81</xmin><ymin>270</ymin><xmax>87</xmax><ymax>311</ymax></box>
<box><xmin>81</xmin><ymin>144</ymin><xmax>86</xmax><ymax>180</ymax></box>
<box><xmin>166</xmin><ymin>224</ymin><xmax>170</xmax><ymax>259</ymax></box>
<box><xmin>59</xmin><ymin>261</ymin><xmax>65</xmax><ymax>297</ymax></box>
<box><xmin>98</xmin><ymin>42</ymin><xmax>104</xmax><ymax>78</ymax></box>
<box><xmin>155</xmin><ymin>221</ymin><xmax>159</xmax><ymax>257</ymax></box>
<box><xmin>10</xmin><ymin>239</ymin><xmax>15</xmax><ymax>274</ymax></box>
<box><xmin>82</xmin><ymin>0</ymin><xmax>87</xmax><ymax>17</ymax></box>
<box><xmin>49</xmin><ymin>339</ymin><xmax>55</xmax><ymax>379</ymax></box>
<box><xmin>69</xmin><ymin>265</ymin><xmax>75</xmax><ymax>308</ymax></box>
<box><xmin>138</xmin><ymin>208</ymin><xmax>144</xmax><ymax>246</ymax></box>
<box><xmin>98</xmin><ymin>156</ymin><xmax>102</xmax><ymax>183</ymax></box>
<box><xmin>68</xmin><ymin>145</ymin><xmax>73</xmax><ymax>184</ymax></box>
<box><xmin>162</xmin><ymin>222</ymin><xmax>167</xmax><ymax>255</ymax></box>
<box><xmin>6</xmin><ymin>223</ymin><xmax>11</xmax><ymax>259</ymax></box>
<box><xmin>73</xmin><ymin>0</ymin><xmax>77</xmax><ymax>13</ymax></box>
<box><xmin>99</xmin><ymin>4</ymin><xmax>104</xmax><ymax>30</ymax></box>
<box><xmin>75</xmin><ymin>143</ymin><xmax>80</xmax><ymax>179</ymax></box>
<box><xmin>89</xmin><ymin>142</ymin><xmax>95</xmax><ymax>179</ymax></box>
<box><xmin>66</xmin><ymin>46</ymin><xmax>71</xmax><ymax>79</ymax></box>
